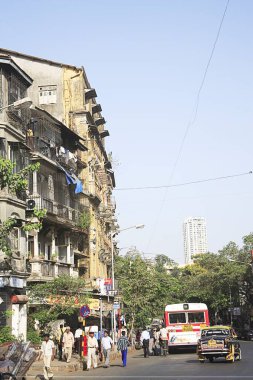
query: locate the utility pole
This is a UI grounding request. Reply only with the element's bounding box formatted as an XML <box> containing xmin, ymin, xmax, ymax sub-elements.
<box><xmin>99</xmin><ymin>295</ymin><xmax>103</xmax><ymax>340</ymax></box>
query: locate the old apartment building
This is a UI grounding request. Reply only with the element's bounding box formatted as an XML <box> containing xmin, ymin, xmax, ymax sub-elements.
<box><xmin>0</xmin><ymin>49</ymin><xmax>116</xmax><ymax>339</ymax></box>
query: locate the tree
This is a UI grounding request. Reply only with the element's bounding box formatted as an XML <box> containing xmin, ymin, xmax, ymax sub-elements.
<box><xmin>154</xmin><ymin>254</ymin><xmax>177</xmax><ymax>273</ymax></box>
<box><xmin>0</xmin><ymin>158</ymin><xmax>43</xmax><ymax>257</ymax></box>
<box><xmin>28</xmin><ymin>276</ymin><xmax>90</xmax><ymax>328</ymax></box>
<box><xmin>115</xmin><ymin>251</ymin><xmax>181</xmax><ymax>330</ymax></box>
<box><xmin>115</xmin><ymin>251</ymin><xmax>155</xmax><ymax>330</ymax></box>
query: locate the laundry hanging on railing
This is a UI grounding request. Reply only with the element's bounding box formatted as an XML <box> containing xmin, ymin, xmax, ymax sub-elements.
<box><xmin>57</xmin><ymin>163</ymin><xmax>83</xmax><ymax>194</ymax></box>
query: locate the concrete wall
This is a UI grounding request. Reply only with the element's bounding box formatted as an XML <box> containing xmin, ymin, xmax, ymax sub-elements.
<box><xmin>9</xmin><ymin>56</ymin><xmax>65</xmax><ymax>123</ymax></box>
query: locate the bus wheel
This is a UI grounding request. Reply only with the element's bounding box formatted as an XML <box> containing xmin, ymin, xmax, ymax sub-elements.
<box><xmin>209</xmin><ymin>357</ymin><xmax>214</xmax><ymax>363</ymax></box>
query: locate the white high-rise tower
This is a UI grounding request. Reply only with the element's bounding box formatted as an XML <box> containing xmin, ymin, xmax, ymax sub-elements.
<box><xmin>183</xmin><ymin>217</ymin><xmax>208</xmax><ymax>264</ymax></box>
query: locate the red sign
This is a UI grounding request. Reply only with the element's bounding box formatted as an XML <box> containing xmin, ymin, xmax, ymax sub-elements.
<box><xmin>104</xmin><ymin>278</ymin><xmax>112</xmax><ymax>285</ymax></box>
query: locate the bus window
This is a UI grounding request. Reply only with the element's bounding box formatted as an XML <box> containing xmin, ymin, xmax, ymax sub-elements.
<box><xmin>188</xmin><ymin>312</ymin><xmax>205</xmax><ymax>323</ymax></box>
<box><xmin>169</xmin><ymin>313</ymin><xmax>186</xmax><ymax>324</ymax></box>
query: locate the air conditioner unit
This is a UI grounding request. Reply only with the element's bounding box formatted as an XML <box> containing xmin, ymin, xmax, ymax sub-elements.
<box><xmin>27</xmin><ymin>199</ymin><xmax>35</xmax><ymax>210</ymax></box>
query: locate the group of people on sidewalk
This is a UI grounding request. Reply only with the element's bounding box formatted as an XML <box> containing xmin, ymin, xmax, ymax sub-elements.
<box><xmin>87</xmin><ymin>329</ymin><xmax>128</xmax><ymax>370</ymax></box>
<box><xmin>38</xmin><ymin>323</ymin><xmax>170</xmax><ymax>379</ymax></box>
<box><xmin>38</xmin><ymin>325</ymin><xmax>75</xmax><ymax>380</ymax></box>
<box><xmin>140</xmin><ymin>324</ymin><xmax>169</xmax><ymax>358</ymax></box>
<box><xmin>38</xmin><ymin>328</ymin><xmax>129</xmax><ymax>379</ymax></box>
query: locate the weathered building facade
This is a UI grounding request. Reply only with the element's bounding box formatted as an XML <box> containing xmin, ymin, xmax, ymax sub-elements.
<box><xmin>0</xmin><ymin>49</ymin><xmax>116</xmax><ymax>339</ymax></box>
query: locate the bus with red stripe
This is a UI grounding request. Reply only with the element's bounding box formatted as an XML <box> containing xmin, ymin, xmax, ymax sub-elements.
<box><xmin>165</xmin><ymin>303</ymin><xmax>209</xmax><ymax>348</ymax></box>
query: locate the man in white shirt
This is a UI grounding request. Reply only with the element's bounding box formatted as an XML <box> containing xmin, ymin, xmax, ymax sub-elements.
<box><xmin>101</xmin><ymin>330</ymin><xmax>114</xmax><ymax>368</ymax></box>
<box><xmin>74</xmin><ymin>325</ymin><xmax>83</xmax><ymax>355</ymax></box>
<box><xmin>62</xmin><ymin>326</ymin><xmax>74</xmax><ymax>363</ymax></box>
<box><xmin>159</xmin><ymin>324</ymin><xmax>169</xmax><ymax>356</ymax></box>
<box><xmin>38</xmin><ymin>333</ymin><xmax>55</xmax><ymax>380</ymax></box>
<box><xmin>140</xmin><ymin>327</ymin><xmax>150</xmax><ymax>358</ymax></box>
<box><xmin>87</xmin><ymin>330</ymin><xmax>98</xmax><ymax>370</ymax></box>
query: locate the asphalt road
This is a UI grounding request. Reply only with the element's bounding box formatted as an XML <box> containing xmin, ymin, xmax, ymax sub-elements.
<box><xmin>40</xmin><ymin>341</ymin><xmax>253</xmax><ymax>380</ymax></box>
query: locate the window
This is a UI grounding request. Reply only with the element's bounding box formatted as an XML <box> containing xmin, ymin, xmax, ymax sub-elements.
<box><xmin>38</xmin><ymin>85</ymin><xmax>57</xmax><ymax>105</ymax></box>
<box><xmin>169</xmin><ymin>313</ymin><xmax>186</xmax><ymax>324</ymax></box>
<box><xmin>9</xmin><ymin>143</ymin><xmax>28</xmax><ymax>173</ymax></box>
<box><xmin>10</xmin><ymin>228</ymin><xmax>19</xmax><ymax>251</ymax></box>
<box><xmin>188</xmin><ymin>312</ymin><xmax>205</xmax><ymax>323</ymax></box>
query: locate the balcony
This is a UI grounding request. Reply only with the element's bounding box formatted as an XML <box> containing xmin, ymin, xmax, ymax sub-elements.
<box><xmin>28</xmin><ymin>194</ymin><xmax>77</xmax><ymax>221</ymax></box>
<box><xmin>92</xmin><ymin>104</ymin><xmax>102</xmax><ymax>115</ymax></box>
<box><xmin>28</xmin><ymin>260</ymin><xmax>71</xmax><ymax>281</ymax></box>
<box><xmin>85</xmin><ymin>88</ymin><xmax>97</xmax><ymax>102</ymax></box>
<box><xmin>58</xmin><ymin>264</ymin><xmax>70</xmax><ymax>276</ymax></box>
<box><xmin>29</xmin><ymin>260</ymin><xmax>56</xmax><ymax>281</ymax></box>
<box><xmin>95</xmin><ymin>117</ymin><xmax>106</xmax><ymax>127</ymax></box>
<box><xmin>26</xmin><ymin>136</ymin><xmax>57</xmax><ymax>161</ymax></box>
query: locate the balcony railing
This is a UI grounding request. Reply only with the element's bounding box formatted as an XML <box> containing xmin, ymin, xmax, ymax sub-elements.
<box><xmin>29</xmin><ymin>260</ymin><xmax>73</xmax><ymax>280</ymax></box>
<box><xmin>58</xmin><ymin>265</ymin><xmax>70</xmax><ymax>276</ymax></box>
<box><xmin>41</xmin><ymin>262</ymin><xmax>55</xmax><ymax>277</ymax></box>
<box><xmin>28</xmin><ymin>195</ymin><xmax>80</xmax><ymax>220</ymax></box>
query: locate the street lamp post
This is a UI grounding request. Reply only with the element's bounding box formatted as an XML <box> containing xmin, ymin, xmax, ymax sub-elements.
<box><xmin>110</xmin><ymin>224</ymin><xmax>145</xmax><ymax>342</ymax></box>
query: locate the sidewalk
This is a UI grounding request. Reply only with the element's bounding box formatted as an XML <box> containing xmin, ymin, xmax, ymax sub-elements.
<box><xmin>26</xmin><ymin>353</ymin><xmax>82</xmax><ymax>379</ymax></box>
<box><xmin>26</xmin><ymin>347</ymin><xmax>136</xmax><ymax>378</ymax></box>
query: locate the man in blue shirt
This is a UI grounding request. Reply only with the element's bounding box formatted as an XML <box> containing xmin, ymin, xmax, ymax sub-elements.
<box><xmin>117</xmin><ymin>331</ymin><xmax>128</xmax><ymax>367</ymax></box>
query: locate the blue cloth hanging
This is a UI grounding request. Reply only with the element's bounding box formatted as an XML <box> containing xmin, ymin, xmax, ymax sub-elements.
<box><xmin>74</xmin><ymin>179</ymin><xmax>83</xmax><ymax>194</ymax></box>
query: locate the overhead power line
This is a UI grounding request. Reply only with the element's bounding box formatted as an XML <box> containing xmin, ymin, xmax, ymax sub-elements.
<box><xmin>115</xmin><ymin>171</ymin><xmax>252</xmax><ymax>191</ymax></box>
<box><xmin>146</xmin><ymin>0</ymin><xmax>231</xmax><ymax>251</ymax></box>
<box><xmin>169</xmin><ymin>0</ymin><xmax>230</xmax><ymax>181</ymax></box>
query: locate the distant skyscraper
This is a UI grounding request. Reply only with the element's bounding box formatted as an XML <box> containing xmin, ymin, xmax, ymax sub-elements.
<box><xmin>183</xmin><ymin>217</ymin><xmax>208</xmax><ymax>264</ymax></box>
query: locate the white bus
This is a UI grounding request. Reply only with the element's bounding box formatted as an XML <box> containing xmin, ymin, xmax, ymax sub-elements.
<box><xmin>165</xmin><ymin>303</ymin><xmax>209</xmax><ymax>348</ymax></box>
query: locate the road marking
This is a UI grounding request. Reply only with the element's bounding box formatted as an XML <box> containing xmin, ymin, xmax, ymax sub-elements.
<box><xmin>26</xmin><ymin>377</ymin><xmax>253</xmax><ymax>379</ymax></box>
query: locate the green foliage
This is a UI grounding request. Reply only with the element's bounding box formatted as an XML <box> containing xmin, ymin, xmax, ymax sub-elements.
<box><xmin>0</xmin><ymin>158</ymin><xmax>14</xmax><ymax>190</ymax></box>
<box><xmin>0</xmin><ymin>157</ymin><xmax>40</xmax><ymax>194</ymax></box>
<box><xmin>27</xmin><ymin>329</ymin><xmax>41</xmax><ymax>345</ymax></box>
<box><xmin>77</xmin><ymin>211</ymin><xmax>90</xmax><ymax>230</ymax></box>
<box><xmin>116</xmin><ymin>233</ymin><xmax>253</xmax><ymax>328</ymax></box>
<box><xmin>115</xmin><ymin>251</ymin><xmax>181</xmax><ymax>329</ymax></box>
<box><xmin>0</xmin><ymin>218</ymin><xmax>17</xmax><ymax>256</ymax></box>
<box><xmin>28</xmin><ymin>276</ymin><xmax>89</xmax><ymax>328</ymax></box>
<box><xmin>0</xmin><ymin>158</ymin><xmax>41</xmax><ymax>256</ymax></box>
<box><xmin>0</xmin><ymin>326</ymin><xmax>15</xmax><ymax>344</ymax></box>
<box><xmin>23</xmin><ymin>209</ymin><xmax>47</xmax><ymax>232</ymax></box>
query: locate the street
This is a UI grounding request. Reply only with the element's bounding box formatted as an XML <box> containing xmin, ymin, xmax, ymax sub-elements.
<box><xmin>39</xmin><ymin>341</ymin><xmax>253</xmax><ymax>380</ymax></box>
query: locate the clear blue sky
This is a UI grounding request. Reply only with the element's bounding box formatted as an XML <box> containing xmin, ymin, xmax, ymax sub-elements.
<box><xmin>1</xmin><ymin>0</ymin><xmax>253</xmax><ymax>263</ymax></box>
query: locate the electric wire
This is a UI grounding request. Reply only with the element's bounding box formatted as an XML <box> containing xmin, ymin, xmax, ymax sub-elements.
<box><xmin>146</xmin><ymin>0</ymin><xmax>230</xmax><ymax>250</ymax></box>
<box><xmin>115</xmin><ymin>171</ymin><xmax>252</xmax><ymax>191</ymax></box>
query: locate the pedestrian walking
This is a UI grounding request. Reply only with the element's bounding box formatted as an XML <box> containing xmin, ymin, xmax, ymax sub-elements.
<box><xmin>154</xmin><ymin>327</ymin><xmax>161</xmax><ymax>356</ymax></box>
<box><xmin>117</xmin><ymin>330</ymin><xmax>128</xmax><ymax>367</ymax></box>
<box><xmin>140</xmin><ymin>327</ymin><xmax>150</xmax><ymax>358</ymax></box>
<box><xmin>56</xmin><ymin>324</ymin><xmax>65</xmax><ymax>361</ymax></box>
<box><xmin>159</xmin><ymin>324</ymin><xmax>169</xmax><ymax>356</ymax></box>
<box><xmin>74</xmin><ymin>325</ymin><xmax>83</xmax><ymax>355</ymax></box>
<box><xmin>149</xmin><ymin>329</ymin><xmax>155</xmax><ymax>356</ymax></box>
<box><xmin>87</xmin><ymin>330</ymin><xmax>98</xmax><ymax>371</ymax></box>
<box><xmin>62</xmin><ymin>326</ymin><xmax>74</xmax><ymax>363</ymax></box>
<box><xmin>101</xmin><ymin>330</ymin><xmax>114</xmax><ymax>368</ymax></box>
<box><xmin>38</xmin><ymin>333</ymin><xmax>55</xmax><ymax>380</ymax></box>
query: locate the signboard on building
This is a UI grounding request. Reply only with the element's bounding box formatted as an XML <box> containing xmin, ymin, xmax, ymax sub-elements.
<box><xmin>9</xmin><ymin>277</ymin><xmax>26</xmax><ymax>288</ymax></box>
<box><xmin>104</xmin><ymin>278</ymin><xmax>113</xmax><ymax>295</ymax></box>
<box><xmin>113</xmin><ymin>302</ymin><xmax>120</xmax><ymax>310</ymax></box>
<box><xmin>0</xmin><ymin>277</ymin><xmax>9</xmax><ymax>288</ymax></box>
<box><xmin>88</xmin><ymin>299</ymin><xmax>100</xmax><ymax>310</ymax></box>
